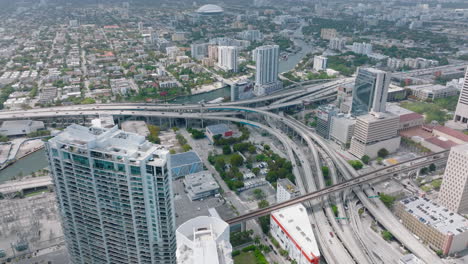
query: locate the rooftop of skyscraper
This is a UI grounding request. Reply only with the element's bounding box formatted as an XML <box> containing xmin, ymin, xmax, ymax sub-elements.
<box><xmin>49</xmin><ymin>124</ymin><xmax>168</xmax><ymax>166</ymax></box>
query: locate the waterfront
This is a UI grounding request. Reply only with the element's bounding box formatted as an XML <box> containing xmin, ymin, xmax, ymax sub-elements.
<box><xmin>0</xmin><ymin>148</ymin><xmax>48</xmax><ymax>183</ymax></box>
<box><xmin>172</xmin><ymin>37</ymin><xmax>313</xmax><ymax>104</ymax></box>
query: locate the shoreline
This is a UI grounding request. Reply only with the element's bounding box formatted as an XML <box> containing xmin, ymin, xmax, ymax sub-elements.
<box><xmin>0</xmin><ymin>144</ymin><xmax>45</xmax><ymax>172</ymax></box>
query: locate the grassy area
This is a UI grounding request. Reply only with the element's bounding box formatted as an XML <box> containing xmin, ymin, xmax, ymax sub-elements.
<box><xmin>421</xmin><ymin>185</ymin><xmax>432</xmax><ymax>192</ymax></box>
<box><xmin>234</xmin><ymin>252</ymin><xmax>257</xmax><ymax>264</ymax></box>
<box><xmin>400</xmin><ymin>101</ymin><xmax>451</xmax><ymax>124</ymax></box>
<box><xmin>433</xmin><ymin>95</ymin><xmax>459</xmax><ymax>111</ymax></box>
<box><xmin>24</xmin><ymin>188</ymin><xmax>49</xmax><ymax>197</ymax></box>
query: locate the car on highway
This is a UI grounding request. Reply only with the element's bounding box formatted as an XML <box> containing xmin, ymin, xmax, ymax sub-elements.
<box><xmin>329</xmin><ymin>232</ymin><xmax>334</xmax><ymax>238</ymax></box>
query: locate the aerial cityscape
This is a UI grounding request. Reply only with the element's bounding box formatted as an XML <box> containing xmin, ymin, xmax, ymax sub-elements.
<box><xmin>0</xmin><ymin>0</ymin><xmax>467</xmax><ymax>264</ymax></box>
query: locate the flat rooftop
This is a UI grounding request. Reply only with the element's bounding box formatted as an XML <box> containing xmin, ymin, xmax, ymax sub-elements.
<box><xmin>277</xmin><ymin>178</ymin><xmax>299</xmax><ymax>195</ymax></box>
<box><xmin>184</xmin><ymin>171</ymin><xmax>219</xmax><ymax>194</ymax></box>
<box><xmin>400</xmin><ymin>196</ymin><xmax>468</xmax><ymax>236</ymax></box>
<box><xmin>49</xmin><ymin>124</ymin><xmax>168</xmax><ymax>166</ymax></box>
<box><xmin>271</xmin><ymin>204</ymin><xmax>320</xmax><ymax>259</ymax></box>
<box><xmin>357</xmin><ymin>111</ymin><xmax>398</xmax><ymax>122</ymax></box>
<box><xmin>386</xmin><ymin>103</ymin><xmax>414</xmax><ymax>116</ymax></box>
<box><xmin>206</xmin><ymin>124</ymin><xmax>230</xmax><ymax>135</ymax></box>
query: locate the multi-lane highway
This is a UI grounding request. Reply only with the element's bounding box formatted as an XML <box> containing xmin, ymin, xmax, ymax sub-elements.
<box><xmin>0</xmin><ymin>78</ymin><xmax>449</xmax><ymax>264</ymax></box>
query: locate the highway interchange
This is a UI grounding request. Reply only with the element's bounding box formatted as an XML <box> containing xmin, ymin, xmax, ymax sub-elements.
<box><xmin>0</xmin><ymin>79</ymin><xmax>448</xmax><ymax>264</ymax></box>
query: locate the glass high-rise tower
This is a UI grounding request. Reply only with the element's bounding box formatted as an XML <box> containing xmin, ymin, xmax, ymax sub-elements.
<box><xmin>351</xmin><ymin>67</ymin><xmax>390</xmax><ymax>116</ymax></box>
<box><xmin>46</xmin><ymin>124</ymin><xmax>176</xmax><ymax>264</ymax></box>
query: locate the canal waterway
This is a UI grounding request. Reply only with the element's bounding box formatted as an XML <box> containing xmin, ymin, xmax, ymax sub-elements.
<box><xmin>0</xmin><ymin>148</ymin><xmax>48</xmax><ymax>183</ymax></box>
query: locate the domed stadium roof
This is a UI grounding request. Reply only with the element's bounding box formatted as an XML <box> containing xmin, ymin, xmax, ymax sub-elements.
<box><xmin>197</xmin><ymin>4</ymin><xmax>224</xmax><ymax>15</ymax></box>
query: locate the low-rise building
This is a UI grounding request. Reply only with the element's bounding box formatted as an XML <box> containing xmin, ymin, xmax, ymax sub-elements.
<box><xmin>313</xmin><ymin>56</ymin><xmax>327</xmax><ymax>72</ymax></box>
<box><xmin>271</xmin><ymin>204</ymin><xmax>320</xmax><ymax>264</ymax></box>
<box><xmin>386</xmin><ymin>104</ymin><xmax>424</xmax><ymax>132</ymax></box>
<box><xmin>183</xmin><ymin>171</ymin><xmax>220</xmax><ymax>201</ymax></box>
<box><xmin>176</xmin><ymin>216</ymin><xmax>233</xmax><ymax>264</ymax></box>
<box><xmin>395</xmin><ymin>196</ymin><xmax>468</xmax><ymax>255</ymax></box>
<box><xmin>171</xmin><ymin>151</ymin><xmax>203</xmax><ymax>179</ymax></box>
<box><xmin>399</xmin><ymin>254</ymin><xmax>424</xmax><ymax>264</ymax></box>
<box><xmin>387</xmin><ymin>85</ymin><xmax>407</xmax><ymax>102</ymax></box>
<box><xmin>3</xmin><ymin>97</ymin><xmax>29</xmax><ymax>109</ymax></box>
<box><xmin>408</xmin><ymin>84</ymin><xmax>458</xmax><ymax>101</ymax></box>
<box><xmin>206</xmin><ymin>124</ymin><xmax>233</xmax><ymax>142</ymax></box>
<box><xmin>0</xmin><ymin>120</ymin><xmax>45</xmax><ymax>136</ymax></box>
<box><xmin>276</xmin><ymin>178</ymin><xmax>300</xmax><ymax>203</ymax></box>
<box><xmin>110</xmin><ymin>78</ymin><xmax>138</xmax><ymax>95</ymax></box>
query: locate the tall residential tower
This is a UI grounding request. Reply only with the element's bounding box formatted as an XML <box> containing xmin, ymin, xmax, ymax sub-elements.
<box><xmin>253</xmin><ymin>45</ymin><xmax>282</xmax><ymax>96</ymax></box>
<box><xmin>453</xmin><ymin>67</ymin><xmax>468</xmax><ymax>128</ymax></box>
<box><xmin>217</xmin><ymin>46</ymin><xmax>238</xmax><ymax>72</ymax></box>
<box><xmin>46</xmin><ymin>125</ymin><xmax>176</xmax><ymax>264</ymax></box>
<box><xmin>438</xmin><ymin>143</ymin><xmax>468</xmax><ymax>214</ymax></box>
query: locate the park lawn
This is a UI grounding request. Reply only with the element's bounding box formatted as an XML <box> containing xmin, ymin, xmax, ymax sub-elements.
<box><xmin>234</xmin><ymin>252</ymin><xmax>257</xmax><ymax>264</ymax></box>
<box><xmin>400</xmin><ymin>101</ymin><xmax>451</xmax><ymax>124</ymax></box>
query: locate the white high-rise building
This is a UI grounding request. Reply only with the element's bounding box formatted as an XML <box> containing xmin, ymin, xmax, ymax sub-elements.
<box><xmin>328</xmin><ymin>38</ymin><xmax>346</xmax><ymax>51</ymax></box>
<box><xmin>217</xmin><ymin>46</ymin><xmax>238</xmax><ymax>72</ymax></box>
<box><xmin>313</xmin><ymin>55</ymin><xmax>327</xmax><ymax>71</ymax></box>
<box><xmin>351</xmin><ymin>67</ymin><xmax>390</xmax><ymax>116</ymax></box>
<box><xmin>253</xmin><ymin>45</ymin><xmax>282</xmax><ymax>96</ymax></box>
<box><xmin>190</xmin><ymin>43</ymin><xmax>209</xmax><ymax>60</ymax></box>
<box><xmin>453</xmin><ymin>68</ymin><xmax>468</xmax><ymax>128</ymax></box>
<box><xmin>176</xmin><ymin>216</ymin><xmax>233</xmax><ymax>264</ymax></box>
<box><xmin>46</xmin><ymin>125</ymin><xmax>176</xmax><ymax>264</ymax></box>
<box><xmin>352</xmin><ymin>42</ymin><xmax>373</xmax><ymax>55</ymax></box>
<box><xmin>438</xmin><ymin>143</ymin><xmax>468</xmax><ymax>213</ymax></box>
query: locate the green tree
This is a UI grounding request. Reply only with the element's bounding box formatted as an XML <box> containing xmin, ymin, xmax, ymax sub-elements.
<box><xmin>223</xmin><ymin>145</ymin><xmax>232</xmax><ymax>155</ymax></box>
<box><xmin>259</xmin><ymin>215</ymin><xmax>270</xmax><ymax>234</ymax></box>
<box><xmin>248</xmin><ymin>145</ymin><xmax>256</xmax><ymax>154</ymax></box>
<box><xmin>348</xmin><ymin>160</ymin><xmax>363</xmax><ymax>170</ymax></box>
<box><xmin>321</xmin><ymin>166</ymin><xmax>329</xmax><ymax>178</ymax></box>
<box><xmin>420</xmin><ymin>167</ymin><xmax>429</xmax><ymax>175</ymax></box>
<box><xmin>253</xmin><ymin>189</ymin><xmax>266</xmax><ymax>200</ymax></box>
<box><xmin>378</xmin><ymin>148</ymin><xmax>389</xmax><ymax>158</ymax></box>
<box><xmin>377</xmin><ymin>157</ymin><xmax>384</xmax><ymax>165</ymax></box>
<box><xmin>361</xmin><ymin>155</ymin><xmax>370</xmax><ymax>165</ymax></box>
<box><xmin>381</xmin><ymin>230</ymin><xmax>393</xmax><ymax>241</ymax></box>
<box><xmin>230</xmin><ymin>154</ymin><xmax>244</xmax><ymax>167</ymax></box>
<box><xmin>147</xmin><ymin>125</ymin><xmax>161</xmax><ymax>144</ymax></box>
<box><xmin>252</xmin><ymin>167</ymin><xmax>260</xmax><ymax>175</ymax></box>
<box><xmin>331</xmin><ymin>204</ymin><xmax>338</xmax><ymax>217</ymax></box>
<box><xmin>429</xmin><ymin>163</ymin><xmax>436</xmax><ymax>172</ymax></box>
<box><xmin>380</xmin><ymin>193</ymin><xmax>396</xmax><ymax>208</ymax></box>
<box><xmin>258</xmin><ymin>200</ymin><xmax>269</xmax><ymax>209</ymax></box>
<box><xmin>182</xmin><ymin>144</ymin><xmax>192</xmax><ymax>152</ymax></box>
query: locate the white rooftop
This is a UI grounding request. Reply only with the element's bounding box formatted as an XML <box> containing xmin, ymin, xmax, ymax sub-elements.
<box><xmin>400</xmin><ymin>196</ymin><xmax>468</xmax><ymax>235</ymax></box>
<box><xmin>271</xmin><ymin>204</ymin><xmax>320</xmax><ymax>259</ymax></box>
<box><xmin>49</xmin><ymin>124</ymin><xmax>168</xmax><ymax>166</ymax></box>
<box><xmin>176</xmin><ymin>216</ymin><xmax>232</xmax><ymax>264</ymax></box>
